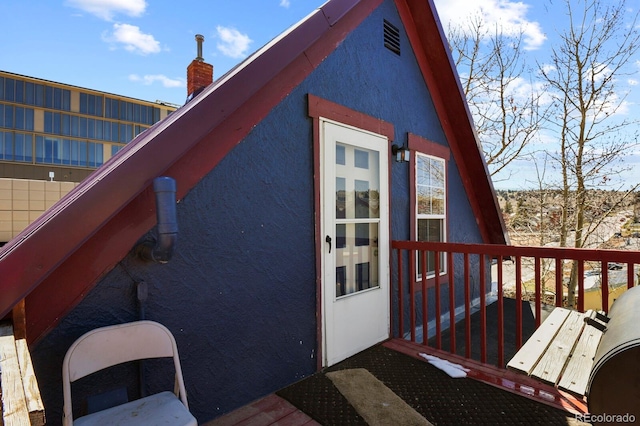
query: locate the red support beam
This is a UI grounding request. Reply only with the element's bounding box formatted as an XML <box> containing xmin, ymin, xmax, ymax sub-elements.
<box><xmin>434</xmin><ymin>251</ymin><xmax>442</xmax><ymax>350</ymax></box>
<box><xmin>421</xmin><ymin>250</ymin><xmax>428</xmax><ymax>346</ymax></box>
<box><xmin>534</xmin><ymin>257</ymin><xmax>541</xmax><ymax>328</ymax></box>
<box><xmin>464</xmin><ymin>252</ymin><xmax>471</xmax><ymax>359</ymax></box>
<box><xmin>515</xmin><ymin>255</ymin><xmax>522</xmax><ymax>350</ymax></box>
<box><xmin>397</xmin><ymin>249</ymin><xmax>403</xmax><ymax>338</ymax></box>
<box><xmin>479</xmin><ymin>254</ymin><xmax>487</xmax><ymax>364</ymax></box>
<box><xmin>409</xmin><ymin>249</ymin><xmax>416</xmax><ymax>342</ymax></box>
<box><xmin>555</xmin><ymin>258</ymin><xmax>563</xmax><ymax>307</ymax></box>
<box><xmin>448</xmin><ymin>252</ymin><xmax>456</xmax><ymax>354</ymax></box>
<box><xmin>577</xmin><ymin>260</ymin><xmax>585</xmax><ymax>313</ymax></box>
<box><xmin>601</xmin><ymin>260</ymin><xmax>609</xmax><ymax>313</ymax></box>
<box><xmin>497</xmin><ymin>256</ymin><xmax>504</xmax><ymax>368</ymax></box>
<box><xmin>11</xmin><ymin>299</ymin><xmax>26</xmax><ymax>340</ymax></box>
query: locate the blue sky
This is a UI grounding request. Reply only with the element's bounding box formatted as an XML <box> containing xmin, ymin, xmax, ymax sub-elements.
<box><xmin>1</xmin><ymin>0</ymin><xmax>325</xmax><ymax>106</ymax></box>
<box><xmin>1</xmin><ymin>0</ymin><xmax>555</xmax><ymax>107</ymax></box>
<box><xmin>1</xmin><ymin>0</ymin><xmax>639</xmax><ymax>190</ymax></box>
<box><xmin>435</xmin><ymin>0</ymin><xmax>640</xmax><ymax>190</ymax></box>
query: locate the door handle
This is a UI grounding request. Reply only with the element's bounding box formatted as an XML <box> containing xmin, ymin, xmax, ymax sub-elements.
<box><xmin>326</xmin><ymin>235</ymin><xmax>332</xmax><ymax>253</ymax></box>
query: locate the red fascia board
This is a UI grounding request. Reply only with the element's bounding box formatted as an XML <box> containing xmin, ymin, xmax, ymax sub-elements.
<box><xmin>18</xmin><ymin>0</ymin><xmax>383</xmax><ymax>342</ymax></box>
<box><xmin>396</xmin><ymin>0</ymin><xmax>507</xmax><ymax>245</ymax></box>
<box><xmin>321</xmin><ymin>0</ymin><xmax>361</xmax><ymax>25</ymax></box>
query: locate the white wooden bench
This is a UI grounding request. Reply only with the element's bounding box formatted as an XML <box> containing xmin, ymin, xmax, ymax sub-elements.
<box><xmin>0</xmin><ymin>323</ymin><xmax>45</xmax><ymax>426</ymax></box>
<box><xmin>507</xmin><ymin>307</ymin><xmax>608</xmax><ymax>396</ymax></box>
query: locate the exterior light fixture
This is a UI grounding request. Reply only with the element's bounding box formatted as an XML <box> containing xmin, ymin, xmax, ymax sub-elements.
<box><xmin>392</xmin><ymin>144</ymin><xmax>410</xmax><ymax>163</ymax></box>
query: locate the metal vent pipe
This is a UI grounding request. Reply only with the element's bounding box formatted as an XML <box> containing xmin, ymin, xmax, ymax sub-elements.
<box><xmin>195</xmin><ymin>34</ymin><xmax>204</xmax><ymax>61</ymax></box>
<box><xmin>137</xmin><ymin>177</ymin><xmax>178</xmax><ymax>263</ymax></box>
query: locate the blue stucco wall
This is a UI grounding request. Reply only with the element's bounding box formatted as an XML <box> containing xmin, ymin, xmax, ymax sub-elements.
<box><xmin>31</xmin><ymin>1</ymin><xmax>485</xmax><ymax>424</ymax></box>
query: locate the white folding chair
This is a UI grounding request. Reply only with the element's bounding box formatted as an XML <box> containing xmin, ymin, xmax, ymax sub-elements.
<box><xmin>62</xmin><ymin>321</ymin><xmax>197</xmax><ymax>425</ymax></box>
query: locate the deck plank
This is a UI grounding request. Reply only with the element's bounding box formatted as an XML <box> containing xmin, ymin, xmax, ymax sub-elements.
<box><xmin>15</xmin><ymin>339</ymin><xmax>45</xmax><ymax>426</ymax></box>
<box><xmin>531</xmin><ymin>310</ymin><xmax>585</xmax><ymax>385</ymax></box>
<box><xmin>235</xmin><ymin>398</ymin><xmax>298</xmax><ymax>426</ymax></box>
<box><xmin>272</xmin><ymin>409</ymin><xmax>320</xmax><ymax>425</ymax></box>
<box><xmin>557</xmin><ymin>322</ymin><xmax>603</xmax><ymax>396</ymax></box>
<box><xmin>506</xmin><ymin>308</ymin><xmax>570</xmax><ymax>375</ymax></box>
<box><xmin>204</xmin><ymin>394</ymin><xmax>281</xmax><ymax>425</ymax></box>
<box><xmin>0</xmin><ymin>324</ymin><xmax>30</xmax><ymax>426</ymax></box>
<box><xmin>203</xmin><ymin>394</ymin><xmax>318</xmax><ymax>426</ymax></box>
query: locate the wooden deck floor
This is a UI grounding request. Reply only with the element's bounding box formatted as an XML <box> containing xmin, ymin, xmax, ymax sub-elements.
<box><xmin>202</xmin><ymin>393</ymin><xmax>320</xmax><ymax>426</ymax></box>
<box><xmin>200</xmin><ymin>336</ymin><xmax>588</xmax><ymax>425</ymax></box>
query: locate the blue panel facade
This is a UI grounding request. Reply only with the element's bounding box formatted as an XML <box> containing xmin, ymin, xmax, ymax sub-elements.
<box><xmin>31</xmin><ymin>1</ymin><xmax>485</xmax><ymax>424</ymax></box>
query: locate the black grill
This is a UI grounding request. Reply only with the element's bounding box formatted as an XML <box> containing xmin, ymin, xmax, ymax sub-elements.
<box><xmin>384</xmin><ymin>20</ymin><xmax>400</xmax><ymax>55</ymax></box>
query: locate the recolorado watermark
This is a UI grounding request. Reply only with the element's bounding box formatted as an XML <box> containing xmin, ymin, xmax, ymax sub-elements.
<box><xmin>576</xmin><ymin>413</ymin><xmax>636</xmax><ymax>423</ymax></box>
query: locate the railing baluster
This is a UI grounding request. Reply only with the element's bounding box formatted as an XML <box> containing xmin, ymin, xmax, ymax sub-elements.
<box><xmin>397</xmin><ymin>248</ymin><xmax>403</xmax><ymax>339</ymax></box>
<box><xmin>534</xmin><ymin>257</ymin><xmax>541</xmax><ymax>328</ymax></box>
<box><xmin>555</xmin><ymin>258</ymin><xmax>562</xmax><ymax>307</ymax></box>
<box><xmin>434</xmin><ymin>250</ymin><xmax>442</xmax><ymax>350</ymax></box>
<box><xmin>448</xmin><ymin>251</ymin><xmax>456</xmax><ymax>355</ymax></box>
<box><xmin>577</xmin><ymin>260</ymin><xmax>584</xmax><ymax>313</ymax></box>
<box><xmin>421</xmin><ymin>250</ymin><xmax>428</xmax><ymax>346</ymax></box>
<box><xmin>515</xmin><ymin>255</ymin><xmax>522</xmax><ymax>350</ymax></box>
<box><xmin>464</xmin><ymin>252</ymin><xmax>471</xmax><ymax>359</ymax></box>
<box><xmin>409</xmin><ymin>249</ymin><xmax>416</xmax><ymax>342</ymax></box>
<box><xmin>497</xmin><ymin>256</ymin><xmax>504</xmax><ymax>368</ymax></box>
<box><xmin>390</xmin><ymin>239</ymin><xmax>636</xmax><ymax>368</ymax></box>
<box><xmin>601</xmin><ymin>260</ymin><xmax>609</xmax><ymax>313</ymax></box>
<box><xmin>479</xmin><ymin>253</ymin><xmax>487</xmax><ymax>364</ymax></box>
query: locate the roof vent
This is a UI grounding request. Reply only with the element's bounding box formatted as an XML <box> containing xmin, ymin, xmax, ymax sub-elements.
<box><xmin>384</xmin><ymin>20</ymin><xmax>400</xmax><ymax>56</ymax></box>
<box><xmin>195</xmin><ymin>34</ymin><xmax>204</xmax><ymax>61</ymax></box>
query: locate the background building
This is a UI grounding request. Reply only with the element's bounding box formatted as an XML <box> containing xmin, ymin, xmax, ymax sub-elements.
<box><xmin>0</xmin><ymin>70</ymin><xmax>177</xmax><ymax>244</ymax></box>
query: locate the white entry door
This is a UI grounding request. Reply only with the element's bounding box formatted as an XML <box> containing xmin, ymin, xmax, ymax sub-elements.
<box><xmin>321</xmin><ymin>119</ymin><xmax>390</xmax><ymax>367</ymax></box>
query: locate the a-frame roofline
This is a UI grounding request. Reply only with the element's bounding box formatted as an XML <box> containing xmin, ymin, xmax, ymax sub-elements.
<box><xmin>0</xmin><ymin>0</ymin><xmax>507</xmax><ymax>342</ymax></box>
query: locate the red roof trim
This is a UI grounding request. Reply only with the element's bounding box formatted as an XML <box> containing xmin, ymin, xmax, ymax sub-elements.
<box><xmin>396</xmin><ymin>0</ymin><xmax>508</xmax><ymax>245</ymax></box>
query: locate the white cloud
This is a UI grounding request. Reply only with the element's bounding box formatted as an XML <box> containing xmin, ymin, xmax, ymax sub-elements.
<box><xmin>280</xmin><ymin>0</ymin><xmax>291</xmax><ymax>8</ymax></box>
<box><xmin>103</xmin><ymin>23</ymin><xmax>160</xmax><ymax>55</ymax></box>
<box><xmin>433</xmin><ymin>0</ymin><xmax>546</xmax><ymax>50</ymax></box>
<box><xmin>129</xmin><ymin>74</ymin><xmax>184</xmax><ymax>88</ymax></box>
<box><xmin>539</xmin><ymin>64</ymin><xmax>556</xmax><ymax>75</ymax></box>
<box><xmin>65</xmin><ymin>0</ymin><xmax>146</xmax><ymax>21</ymax></box>
<box><xmin>216</xmin><ymin>26</ymin><xmax>253</xmax><ymax>59</ymax></box>
<box><xmin>629</xmin><ymin>79</ymin><xmax>639</xmax><ymax>86</ymax></box>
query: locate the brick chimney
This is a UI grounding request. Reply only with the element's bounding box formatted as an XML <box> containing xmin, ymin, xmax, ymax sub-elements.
<box><xmin>187</xmin><ymin>34</ymin><xmax>213</xmax><ymax>101</ymax></box>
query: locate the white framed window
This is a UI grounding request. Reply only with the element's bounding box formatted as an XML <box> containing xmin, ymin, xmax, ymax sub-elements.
<box><xmin>415</xmin><ymin>152</ymin><xmax>446</xmax><ymax>278</ymax></box>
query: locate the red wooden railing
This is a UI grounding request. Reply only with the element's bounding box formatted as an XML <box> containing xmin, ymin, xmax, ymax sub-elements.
<box><xmin>391</xmin><ymin>240</ymin><xmax>640</xmax><ymax>367</ymax></box>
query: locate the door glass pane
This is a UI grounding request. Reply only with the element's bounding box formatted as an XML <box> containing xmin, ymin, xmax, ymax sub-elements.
<box><xmin>336</xmin><ymin>177</ymin><xmax>346</xmax><ymax>219</ymax></box>
<box><xmin>335</xmin><ymin>223</ymin><xmax>379</xmax><ymax>297</ymax></box>
<box><xmin>355</xmin><ymin>180</ymin><xmax>370</xmax><ymax>218</ymax></box>
<box><xmin>336</xmin><ymin>145</ymin><xmax>345</xmax><ymax>165</ymax></box>
<box><xmin>354</xmin><ymin>149</ymin><xmax>369</xmax><ymax>169</ymax></box>
<box><xmin>336</xmin><ymin>224</ymin><xmax>346</xmax><ymax>249</ymax></box>
<box><xmin>333</xmin><ymin>140</ymin><xmax>381</xmax><ymax>298</ymax></box>
<box><xmin>335</xmin><ymin>143</ymin><xmax>379</xmax><ymax>220</ymax></box>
